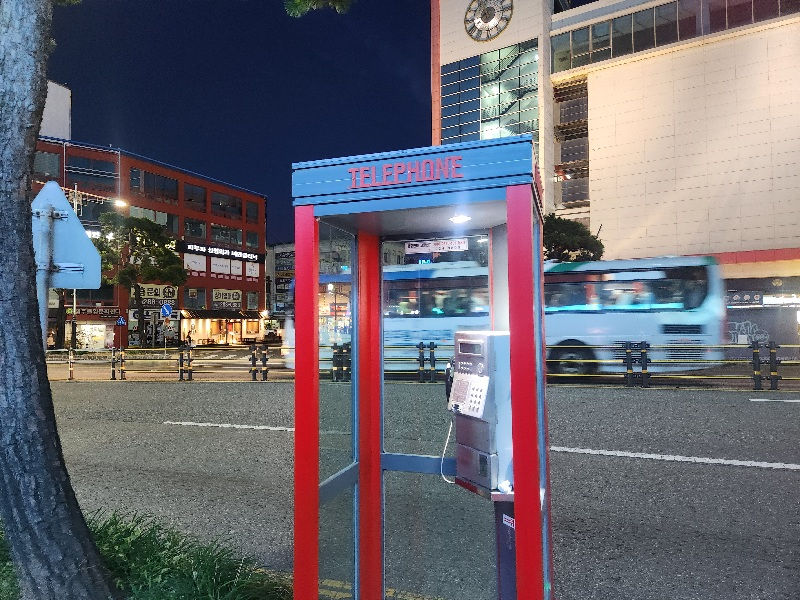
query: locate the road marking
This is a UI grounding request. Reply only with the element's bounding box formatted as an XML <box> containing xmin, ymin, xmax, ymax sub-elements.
<box><xmin>162</xmin><ymin>421</ymin><xmax>352</xmax><ymax>436</ymax></box>
<box><xmin>750</xmin><ymin>398</ymin><xmax>800</xmax><ymax>403</ymax></box>
<box><xmin>163</xmin><ymin>420</ymin><xmax>294</xmax><ymax>432</ymax></box>
<box><xmin>550</xmin><ymin>446</ymin><xmax>800</xmax><ymax>471</ymax></box>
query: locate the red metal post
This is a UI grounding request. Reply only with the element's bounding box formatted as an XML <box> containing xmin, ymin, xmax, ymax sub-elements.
<box><xmin>358</xmin><ymin>233</ymin><xmax>383</xmax><ymax>598</ymax></box>
<box><xmin>293</xmin><ymin>205</ymin><xmax>320</xmax><ymax>600</ymax></box>
<box><xmin>505</xmin><ymin>183</ymin><xmax>549</xmax><ymax>600</ymax></box>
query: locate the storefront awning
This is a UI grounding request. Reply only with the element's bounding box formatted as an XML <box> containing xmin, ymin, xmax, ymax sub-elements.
<box><xmin>180</xmin><ymin>310</ymin><xmax>263</xmax><ymax>320</ymax></box>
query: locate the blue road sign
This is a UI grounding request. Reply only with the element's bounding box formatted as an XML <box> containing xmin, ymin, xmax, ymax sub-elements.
<box><xmin>116</xmin><ymin>316</ymin><xmax>127</xmax><ymax>326</ymax></box>
<box><xmin>160</xmin><ymin>304</ymin><xmax>173</xmax><ymax>318</ymax></box>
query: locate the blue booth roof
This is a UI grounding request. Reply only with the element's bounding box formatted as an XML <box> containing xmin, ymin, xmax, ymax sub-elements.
<box><xmin>291</xmin><ymin>135</ymin><xmax>534</xmax><ymax>236</ymax></box>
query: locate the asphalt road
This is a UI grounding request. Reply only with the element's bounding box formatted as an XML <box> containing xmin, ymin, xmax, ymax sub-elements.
<box><xmin>51</xmin><ymin>381</ymin><xmax>800</xmax><ymax>600</ymax></box>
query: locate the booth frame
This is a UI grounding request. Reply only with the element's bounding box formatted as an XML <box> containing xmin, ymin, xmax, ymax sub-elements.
<box><xmin>292</xmin><ymin>135</ymin><xmax>553</xmax><ymax>600</ymax></box>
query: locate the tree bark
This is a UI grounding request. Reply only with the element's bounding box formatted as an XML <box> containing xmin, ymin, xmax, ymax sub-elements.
<box><xmin>0</xmin><ymin>1</ymin><xmax>122</xmax><ymax>598</ymax></box>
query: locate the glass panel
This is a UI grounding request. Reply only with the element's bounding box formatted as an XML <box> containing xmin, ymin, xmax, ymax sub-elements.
<box><xmin>460</xmin><ymin>88</ymin><xmax>480</xmax><ymax>102</ymax></box>
<box><xmin>708</xmin><ymin>0</ymin><xmax>727</xmax><ymax>32</ymax></box>
<box><xmin>678</xmin><ymin>0</ymin><xmax>702</xmax><ymax>39</ymax></box>
<box><xmin>612</xmin><ymin>14</ymin><xmax>634</xmax><ymax>57</ymax></box>
<box><xmin>591</xmin><ymin>20</ymin><xmax>610</xmax><ymax>50</ymax></box>
<box><xmin>571</xmin><ymin>26</ymin><xmax>590</xmax><ymax>56</ymax></box>
<box><xmin>246</xmin><ymin>201</ymin><xmax>259</xmax><ymax>224</ymax></box>
<box><xmin>318</xmin><ymin>223</ymin><xmax>354</xmax><ymax>481</ymax></box>
<box><xmin>441</xmin><ymin>71</ymin><xmax>459</xmax><ymax>85</ymax></box>
<box><xmin>384</xmin><ymin>472</ymin><xmax>496</xmax><ymax>599</ymax></box>
<box><xmin>184</xmin><ymin>183</ymin><xmax>206</xmax><ymax>212</ymax></box>
<box><xmin>727</xmin><ymin>0</ymin><xmax>753</xmax><ymax>28</ymax></box>
<box><xmin>551</xmin><ymin>32</ymin><xmax>572</xmax><ymax>73</ymax></box>
<box><xmin>319</xmin><ymin>485</ymin><xmax>355</xmax><ymax>599</ymax></box>
<box><xmin>33</xmin><ymin>151</ymin><xmax>60</xmax><ymax>178</ymax></box>
<box><xmin>754</xmin><ymin>0</ymin><xmax>779</xmax><ymax>20</ymax></box>
<box><xmin>591</xmin><ymin>47</ymin><xmax>612</xmax><ymax>62</ymax></box>
<box><xmin>783</xmin><ymin>0</ymin><xmax>800</xmax><ymax>15</ymax></box>
<box><xmin>633</xmin><ymin>8</ymin><xmax>655</xmax><ymax>52</ymax></box>
<box><xmin>382</xmin><ymin>239</ymin><xmax>490</xmax><ymax>407</ymax></box>
<box><xmin>571</xmin><ymin>52</ymin><xmax>590</xmax><ymax>67</ymax></box>
<box><xmin>655</xmin><ymin>3</ymin><xmax>679</xmax><ymax>46</ymax></box>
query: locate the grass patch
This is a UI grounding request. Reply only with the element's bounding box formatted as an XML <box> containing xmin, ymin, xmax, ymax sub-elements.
<box><xmin>0</xmin><ymin>513</ymin><xmax>291</xmax><ymax>600</ymax></box>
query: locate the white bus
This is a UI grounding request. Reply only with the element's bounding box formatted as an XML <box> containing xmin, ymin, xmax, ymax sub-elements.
<box><xmin>543</xmin><ymin>256</ymin><xmax>726</xmax><ymax>374</ymax></box>
<box><xmin>281</xmin><ymin>256</ymin><xmax>725</xmax><ymax>375</ymax></box>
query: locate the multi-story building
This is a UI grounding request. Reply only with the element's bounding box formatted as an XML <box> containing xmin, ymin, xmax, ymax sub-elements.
<box><xmin>432</xmin><ymin>0</ymin><xmax>800</xmax><ymax>299</ymax></box>
<box><xmin>33</xmin><ymin>136</ymin><xmax>267</xmax><ymax>348</ymax></box>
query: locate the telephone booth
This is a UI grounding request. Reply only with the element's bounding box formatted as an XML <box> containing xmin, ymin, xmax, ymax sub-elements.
<box><xmin>292</xmin><ymin>135</ymin><xmax>552</xmax><ymax>600</ymax></box>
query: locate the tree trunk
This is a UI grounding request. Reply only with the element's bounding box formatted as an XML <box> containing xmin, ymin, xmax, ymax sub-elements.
<box><xmin>133</xmin><ymin>283</ymin><xmax>147</xmax><ymax>347</ymax></box>
<box><xmin>0</xmin><ymin>1</ymin><xmax>122</xmax><ymax>598</ymax></box>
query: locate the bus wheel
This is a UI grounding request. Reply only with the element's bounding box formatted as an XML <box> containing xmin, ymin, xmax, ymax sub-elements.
<box><xmin>549</xmin><ymin>344</ymin><xmax>595</xmax><ymax>376</ymax></box>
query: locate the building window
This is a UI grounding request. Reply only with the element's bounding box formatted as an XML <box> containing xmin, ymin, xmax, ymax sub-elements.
<box><xmin>246</xmin><ymin>231</ymin><xmax>259</xmax><ymax>249</ymax></box>
<box><xmin>552</xmin><ymin>0</ymin><xmax>799</xmax><ymax>74</ymax></box>
<box><xmin>184</xmin><ymin>218</ymin><xmax>206</xmax><ymax>240</ymax></box>
<box><xmin>184</xmin><ymin>183</ymin><xmax>207</xmax><ymax>213</ymax></box>
<box><xmin>211</xmin><ymin>191</ymin><xmax>242</xmax><ymax>220</ymax></box>
<box><xmin>210</xmin><ymin>223</ymin><xmax>242</xmax><ymax>247</ymax></box>
<box><xmin>441</xmin><ymin>39</ymin><xmax>539</xmax><ymax>154</ymax></box>
<box><xmin>67</xmin><ymin>155</ymin><xmax>116</xmax><ymax>173</ymax></box>
<box><xmin>130</xmin><ymin>206</ymin><xmax>179</xmax><ymax>235</ymax></box>
<box><xmin>184</xmin><ymin>287</ymin><xmax>206</xmax><ymax>309</ymax></box>
<box><xmin>129</xmin><ymin>168</ymin><xmax>178</xmax><ymax>205</ymax></box>
<box><xmin>246</xmin><ymin>201</ymin><xmax>259</xmax><ymax>224</ymax></box>
<box><xmin>247</xmin><ymin>291</ymin><xmax>259</xmax><ymax>311</ymax></box>
<box><xmin>65</xmin><ymin>154</ymin><xmax>118</xmax><ymax>194</ymax></box>
<box><xmin>33</xmin><ymin>151</ymin><xmax>61</xmax><ymax>179</ymax></box>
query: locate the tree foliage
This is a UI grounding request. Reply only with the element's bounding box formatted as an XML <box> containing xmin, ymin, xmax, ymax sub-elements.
<box><xmin>284</xmin><ymin>0</ymin><xmax>353</xmax><ymax>17</ymax></box>
<box><xmin>542</xmin><ymin>213</ymin><xmax>604</xmax><ymax>262</ymax></box>
<box><xmin>95</xmin><ymin>213</ymin><xmax>187</xmax><ymax>347</ymax></box>
<box><xmin>95</xmin><ymin>213</ymin><xmax>187</xmax><ymax>290</ymax></box>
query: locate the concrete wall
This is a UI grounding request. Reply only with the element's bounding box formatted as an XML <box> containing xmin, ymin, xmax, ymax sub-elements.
<box><xmin>587</xmin><ymin>17</ymin><xmax>800</xmax><ymax>260</ymax></box>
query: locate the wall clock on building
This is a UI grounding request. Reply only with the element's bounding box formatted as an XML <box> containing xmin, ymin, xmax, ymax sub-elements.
<box><xmin>464</xmin><ymin>0</ymin><xmax>513</xmax><ymax>42</ymax></box>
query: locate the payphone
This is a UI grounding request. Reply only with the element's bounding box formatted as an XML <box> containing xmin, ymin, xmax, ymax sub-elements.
<box><xmin>447</xmin><ymin>331</ymin><xmax>513</xmax><ymax>495</ymax></box>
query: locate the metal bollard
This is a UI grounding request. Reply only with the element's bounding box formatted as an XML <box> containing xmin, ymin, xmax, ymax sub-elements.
<box><xmin>68</xmin><ymin>347</ymin><xmax>74</xmax><ymax>381</ymax></box>
<box><xmin>111</xmin><ymin>347</ymin><xmax>117</xmax><ymax>380</ymax></box>
<box><xmin>179</xmin><ymin>346</ymin><xmax>185</xmax><ymax>381</ymax></box>
<box><xmin>640</xmin><ymin>341</ymin><xmax>650</xmax><ymax>388</ymax></box>
<box><xmin>768</xmin><ymin>341</ymin><xmax>781</xmax><ymax>390</ymax></box>
<box><xmin>261</xmin><ymin>345</ymin><xmax>269</xmax><ymax>381</ymax></box>
<box><xmin>624</xmin><ymin>342</ymin><xmax>634</xmax><ymax>387</ymax></box>
<box><xmin>428</xmin><ymin>342</ymin><xmax>437</xmax><ymax>382</ymax></box>
<box><xmin>750</xmin><ymin>341</ymin><xmax>762</xmax><ymax>390</ymax></box>
<box><xmin>330</xmin><ymin>343</ymin><xmax>338</xmax><ymax>381</ymax></box>
<box><xmin>186</xmin><ymin>346</ymin><xmax>192</xmax><ymax>381</ymax></box>
<box><xmin>120</xmin><ymin>349</ymin><xmax>126</xmax><ymax>380</ymax></box>
<box><xmin>418</xmin><ymin>342</ymin><xmax>426</xmax><ymax>383</ymax></box>
<box><xmin>250</xmin><ymin>344</ymin><xmax>258</xmax><ymax>381</ymax></box>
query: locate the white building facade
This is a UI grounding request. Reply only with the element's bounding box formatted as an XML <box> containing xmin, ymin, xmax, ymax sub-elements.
<box><xmin>432</xmin><ymin>0</ymin><xmax>800</xmax><ymax>292</ymax></box>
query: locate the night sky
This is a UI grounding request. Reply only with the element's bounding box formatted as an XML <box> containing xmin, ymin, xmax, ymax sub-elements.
<box><xmin>47</xmin><ymin>0</ymin><xmax>433</xmax><ymax>244</ymax></box>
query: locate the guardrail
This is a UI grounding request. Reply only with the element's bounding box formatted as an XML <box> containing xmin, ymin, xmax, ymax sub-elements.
<box><xmin>45</xmin><ymin>344</ymin><xmax>282</xmax><ymax>382</ymax></box>
<box><xmin>45</xmin><ymin>341</ymin><xmax>800</xmax><ymax>389</ymax></box>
